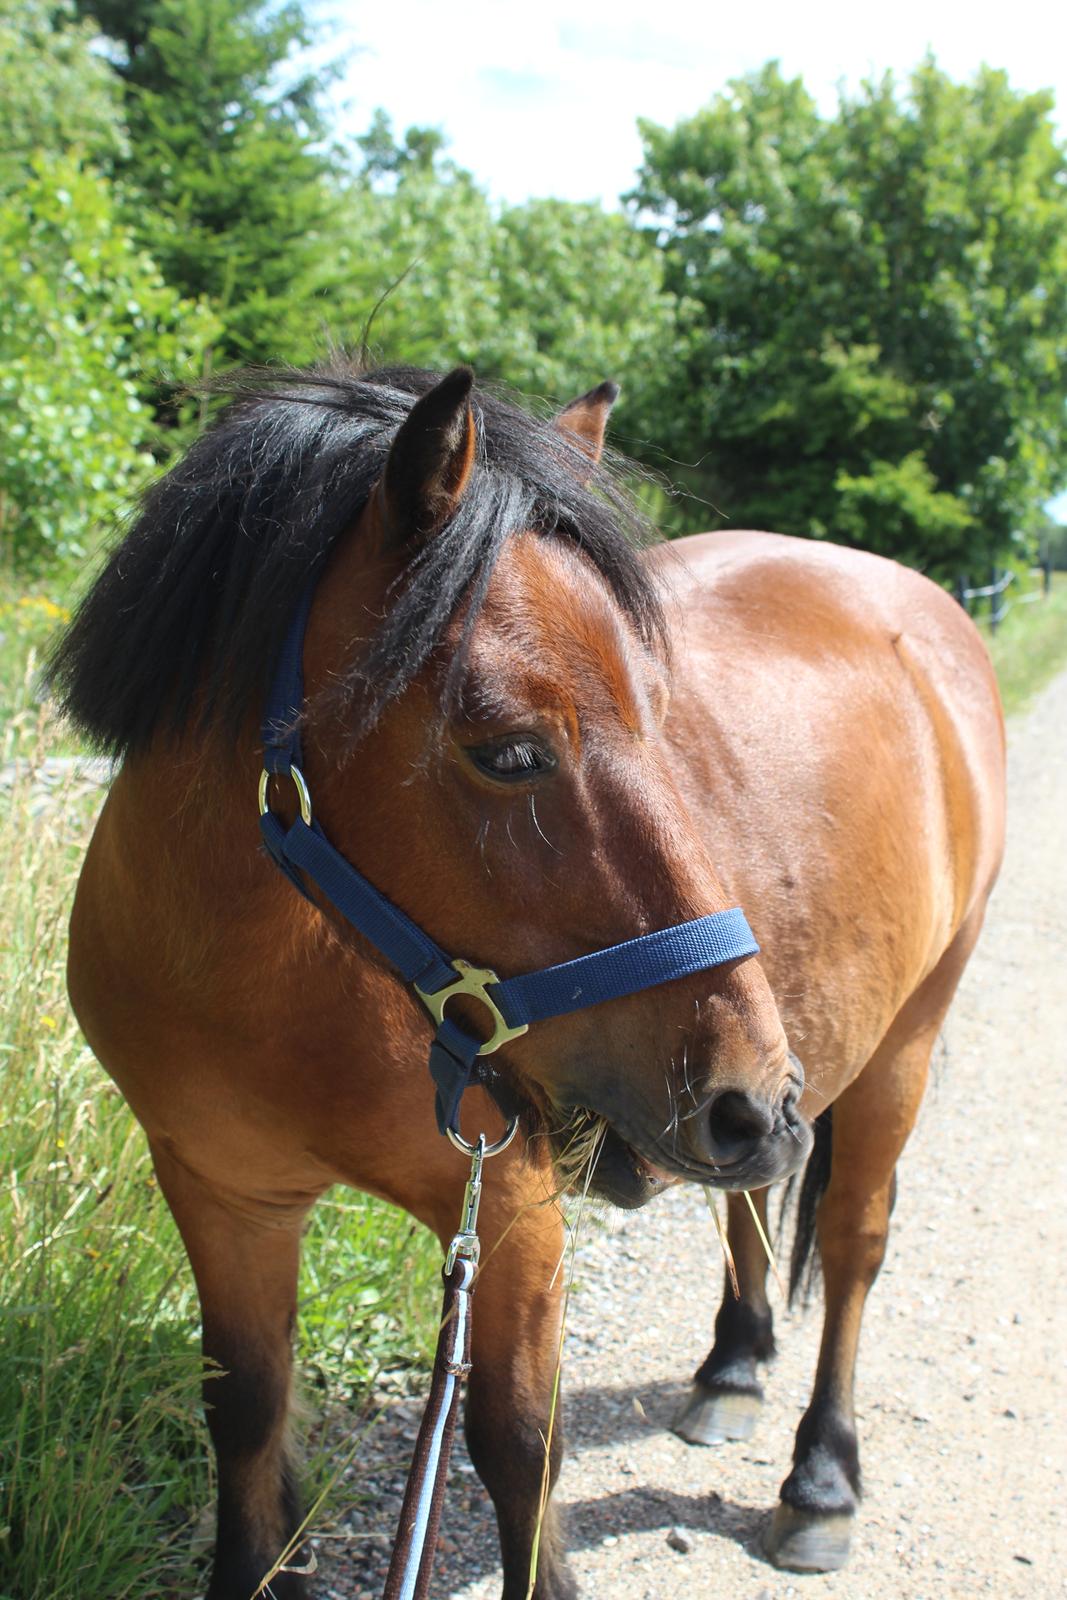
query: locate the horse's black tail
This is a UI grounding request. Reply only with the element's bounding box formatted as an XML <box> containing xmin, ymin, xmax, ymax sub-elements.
<box><xmin>783</xmin><ymin>1106</ymin><xmax>833</xmax><ymax>1306</ymax></box>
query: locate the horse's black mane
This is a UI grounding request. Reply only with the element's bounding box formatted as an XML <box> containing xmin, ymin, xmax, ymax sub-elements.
<box><xmin>48</xmin><ymin>362</ymin><xmax>665</xmax><ymax>758</ymax></box>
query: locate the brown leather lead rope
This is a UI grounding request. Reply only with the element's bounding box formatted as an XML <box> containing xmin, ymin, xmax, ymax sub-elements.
<box><xmin>382</xmin><ymin>1122</ymin><xmax>515</xmax><ymax>1600</ymax></box>
<box><xmin>382</xmin><ymin>1256</ymin><xmax>476</xmax><ymax>1600</ymax></box>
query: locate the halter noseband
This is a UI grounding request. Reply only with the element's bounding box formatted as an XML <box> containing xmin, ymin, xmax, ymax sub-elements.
<box><xmin>258</xmin><ymin>588</ymin><xmax>759</xmax><ymax>1140</ymax></box>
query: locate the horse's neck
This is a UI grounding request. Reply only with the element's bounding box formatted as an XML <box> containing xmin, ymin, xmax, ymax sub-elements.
<box><xmin>107</xmin><ymin>726</ymin><xmax>290</xmax><ymax>924</ymax></box>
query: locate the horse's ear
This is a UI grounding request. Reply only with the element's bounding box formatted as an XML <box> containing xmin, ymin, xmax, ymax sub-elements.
<box><xmin>380</xmin><ymin>366</ymin><xmax>476</xmax><ymax>542</ymax></box>
<box><xmin>555</xmin><ymin>380</ymin><xmax>620</xmax><ymax>466</ymax></box>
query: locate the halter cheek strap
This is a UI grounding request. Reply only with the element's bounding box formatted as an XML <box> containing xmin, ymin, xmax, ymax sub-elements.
<box><xmin>258</xmin><ymin>595</ymin><xmax>759</xmax><ymax>1137</ymax></box>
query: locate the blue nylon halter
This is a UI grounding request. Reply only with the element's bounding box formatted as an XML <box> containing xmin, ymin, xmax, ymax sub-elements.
<box><xmin>258</xmin><ymin>589</ymin><xmax>759</xmax><ymax>1136</ymax></box>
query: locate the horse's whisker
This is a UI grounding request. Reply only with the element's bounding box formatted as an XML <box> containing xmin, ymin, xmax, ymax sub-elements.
<box><xmin>528</xmin><ymin>796</ymin><xmax>562</xmax><ymax>855</ymax></box>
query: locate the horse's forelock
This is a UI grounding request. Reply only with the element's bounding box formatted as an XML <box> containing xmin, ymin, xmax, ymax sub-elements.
<box><xmin>47</xmin><ymin>361</ymin><xmax>666</xmax><ymax>757</ymax></box>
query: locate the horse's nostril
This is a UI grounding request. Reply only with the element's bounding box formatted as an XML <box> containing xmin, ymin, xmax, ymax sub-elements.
<box><xmin>706</xmin><ymin>1089</ymin><xmax>775</xmax><ymax>1160</ymax></box>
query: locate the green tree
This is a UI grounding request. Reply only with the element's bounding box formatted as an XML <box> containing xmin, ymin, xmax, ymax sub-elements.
<box><xmin>631</xmin><ymin>61</ymin><xmax>1067</xmax><ymax>573</ymax></box>
<box><xmin>76</xmin><ymin>0</ymin><xmax>344</xmax><ymax>363</ymax></box>
<box><xmin>483</xmin><ymin>199</ymin><xmax>678</xmax><ymax>428</ymax></box>
<box><xmin>336</xmin><ymin>156</ymin><xmax>503</xmax><ymax>366</ymax></box>
<box><xmin>336</xmin><ymin>139</ymin><xmax>677</xmax><ymax>450</ymax></box>
<box><xmin>356</xmin><ymin>109</ymin><xmax>448</xmax><ymax>184</ymax></box>
<box><xmin>1040</xmin><ymin>519</ymin><xmax>1067</xmax><ymax>570</ymax></box>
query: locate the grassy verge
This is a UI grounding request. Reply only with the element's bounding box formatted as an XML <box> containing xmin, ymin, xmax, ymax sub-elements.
<box><xmin>0</xmin><ymin>585</ymin><xmax>71</xmax><ymax>735</ymax></box>
<box><xmin>982</xmin><ymin>571</ymin><xmax>1067</xmax><ymax>716</ymax></box>
<box><xmin>0</xmin><ymin>699</ymin><xmax>206</xmax><ymax>1599</ymax></box>
<box><xmin>0</xmin><ymin>639</ymin><xmax>439</xmax><ymax>1597</ymax></box>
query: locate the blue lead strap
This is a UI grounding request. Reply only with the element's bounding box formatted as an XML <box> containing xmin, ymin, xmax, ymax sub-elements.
<box><xmin>259</xmin><ymin>599</ymin><xmax>760</xmax><ymax>1136</ymax></box>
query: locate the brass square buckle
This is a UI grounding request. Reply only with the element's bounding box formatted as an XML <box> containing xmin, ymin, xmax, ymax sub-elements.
<box><xmin>415</xmin><ymin>960</ymin><xmax>529</xmax><ymax>1057</ymax></box>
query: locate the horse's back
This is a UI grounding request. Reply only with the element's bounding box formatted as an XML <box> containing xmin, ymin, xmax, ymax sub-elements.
<box><xmin>659</xmin><ymin>527</ymin><xmax>1004</xmax><ymax>880</ymax></box>
<box><xmin>667</xmin><ymin>527</ymin><xmax>1001</xmax><ymax>710</ymax></box>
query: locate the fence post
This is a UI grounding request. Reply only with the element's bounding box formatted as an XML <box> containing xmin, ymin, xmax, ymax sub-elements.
<box><xmin>1044</xmin><ymin>558</ymin><xmax>1052</xmax><ymax>596</ymax></box>
<box><xmin>956</xmin><ymin>574</ymin><xmax>969</xmax><ymax>612</ymax></box>
<box><xmin>989</xmin><ymin>567</ymin><xmax>998</xmax><ymax>633</ymax></box>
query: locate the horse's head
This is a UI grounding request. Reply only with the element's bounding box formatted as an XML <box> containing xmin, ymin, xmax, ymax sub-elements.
<box><xmin>299</xmin><ymin>369</ymin><xmax>811</xmax><ymax>1204</ymax></box>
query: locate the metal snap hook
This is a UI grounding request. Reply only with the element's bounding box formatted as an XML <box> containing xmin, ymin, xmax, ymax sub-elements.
<box><xmin>443</xmin><ymin>1122</ymin><xmax>518</xmax><ymax>1273</ymax></box>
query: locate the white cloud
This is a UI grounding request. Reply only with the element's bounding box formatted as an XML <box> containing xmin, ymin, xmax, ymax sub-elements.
<box><xmin>326</xmin><ymin>0</ymin><xmax>1064</xmax><ymax>204</ymax></box>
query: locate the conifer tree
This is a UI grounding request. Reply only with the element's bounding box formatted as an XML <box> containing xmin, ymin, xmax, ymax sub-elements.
<box><xmin>77</xmin><ymin>0</ymin><xmax>344</xmax><ymax>363</ymax></box>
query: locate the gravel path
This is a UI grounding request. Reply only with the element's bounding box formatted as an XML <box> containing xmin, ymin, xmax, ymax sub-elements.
<box><xmin>319</xmin><ymin>668</ymin><xmax>1067</xmax><ymax>1600</ymax></box>
<box><xmin>0</xmin><ymin>754</ymin><xmax>112</xmax><ymax>813</ymax></box>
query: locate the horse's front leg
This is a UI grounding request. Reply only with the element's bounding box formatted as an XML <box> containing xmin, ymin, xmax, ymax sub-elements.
<box><xmin>423</xmin><ymin>1143</ymin><xmax>575</xmax><ymax>1600</ymax></box>
<box><xmin>673</xmin><ymin>1185</ymin><xmax>775</xmax><ymax>1445</ymax></box>
<box><xmin>150</xmin><ymin>1139</ymin><xmax>319</xmax><ymax>1600</ymax></box>
<box><xmin>767</xmin><ymin>1023</ymin><xmax>940</xmax><ymax>1571</ymax></box>
<box><xmin>767</xmin><ymin>920</ymin><xmax>983</xmax><ymax>1573</ymax></box>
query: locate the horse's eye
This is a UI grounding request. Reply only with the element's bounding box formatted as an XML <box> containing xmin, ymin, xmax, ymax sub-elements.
<box><xmin>466</xmin><ymin>737</ymin><xmax>556</xmax><ymax>784</ymax></box>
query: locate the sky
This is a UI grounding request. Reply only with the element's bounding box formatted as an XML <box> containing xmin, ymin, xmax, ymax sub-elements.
<box><xmin>326</xmin><ymin>0</ymin><xmax>1066</xmax><ymax>518</ymax></box>
<box><xmin>328</xmin><ymin>0</ymin><xmax>1065</xmax><ymax>207</ymax></box>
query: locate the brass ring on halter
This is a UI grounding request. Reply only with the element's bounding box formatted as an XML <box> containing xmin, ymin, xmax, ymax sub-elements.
<box><xmin>446</xmin><ymin>1116</ymin><xmax>519</xmax><ymax>1158</ymax></box>
<box><xmin>258</xmin><ymin>764</ymin><xmax>313</xmax><ymax>827</ymax></box>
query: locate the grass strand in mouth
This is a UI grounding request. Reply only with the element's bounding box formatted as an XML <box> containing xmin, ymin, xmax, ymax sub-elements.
<box><xmin>704</xmin><ymin>1186</ymin><xmax>739</xmax><ymax>1298</ymax></box>
<box><xmin>527</xmin><ymin>1116</ymin><xmax>606</xmax><ymax>1597</ymax></box>
<box><xmin>545</xmin><ymin>1109</ymin><xmax>609</xmax><ymax>1207</ymax></box>
<box><xmin>741</xmin><ymin>1188</ymin><xmax>784</xmax><ymax>1296</ymax></box>
<box><xmin>700</xmin><ymin>1190</ymin><xmax>783</xmax><ymax>1299</ymax></box>
<box><xmin>705</xmin><ymin>1187</ymin><xmax>784</xmax><ymax>1300</ymax></box>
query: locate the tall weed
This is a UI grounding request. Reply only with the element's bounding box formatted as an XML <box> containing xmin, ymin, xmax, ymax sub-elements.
<box><xmin>0</xmin><ymin>694</ymin><xmax>210</xmax><ymax>1598</ymax></box>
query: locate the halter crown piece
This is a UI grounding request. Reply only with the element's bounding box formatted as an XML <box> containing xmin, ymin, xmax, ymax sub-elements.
<box><xmin>258</xmin><ymin>585</ymin><xmax>760</xmax><ymax>1140</ymax></box>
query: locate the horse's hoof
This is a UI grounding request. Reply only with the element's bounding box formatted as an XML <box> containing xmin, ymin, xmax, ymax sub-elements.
<box><xmin>764</xmin><ymin>1502</ymin><xmax>854</xmax><ymax>1571</ymax></box>
<box><xmin>672</xmin><ymin>1382</ymin><xmax>761</xmax><ymax>1445</ymax></box>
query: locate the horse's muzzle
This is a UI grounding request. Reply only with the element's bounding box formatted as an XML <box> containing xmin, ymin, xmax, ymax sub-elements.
<box><xmin>561</xmin><ymin>1054</ymin><xmax>812</xmax><ymax>1201</ymax></box>
<box><xmin>683</xmin><ymin>1078</ymin><xmax>811</xmax><ymax>1188</ymax></box>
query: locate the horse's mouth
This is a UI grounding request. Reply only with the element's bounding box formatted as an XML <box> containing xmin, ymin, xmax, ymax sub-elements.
<box><xmin>481</xmin><ymin>1068</ymin><xmax>667</xmax><ymax>1206</ymax></box>
<box><xmin>482</xmin><ymin>1068</ymin><xmax>810</xmax><ymax>1208</ymax></box>
<box><xmin>532</xmin><ymin>1100</ymin><xmax>696</xmax><ymax>1208</ymax></box>
<box><xmin>578</xmin><ymin>1119</ymin><xmax>681</xmax><ymax>1209</ymax></box>
<box><xmin>555</xmin><ymin>1104</ymin><xmax>811</xmax><ymax>1208</ymax></box>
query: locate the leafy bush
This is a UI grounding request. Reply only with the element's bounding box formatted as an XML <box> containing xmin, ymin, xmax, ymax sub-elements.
<box><xmin>0</xmin><ymin>0</ymin><xmax>126</xmax><ymax>195</ymax></box>
<box><xmin>0</xmin><ymin>158</ymin><xmax>218</xmax><ymax>568</ymax></box>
